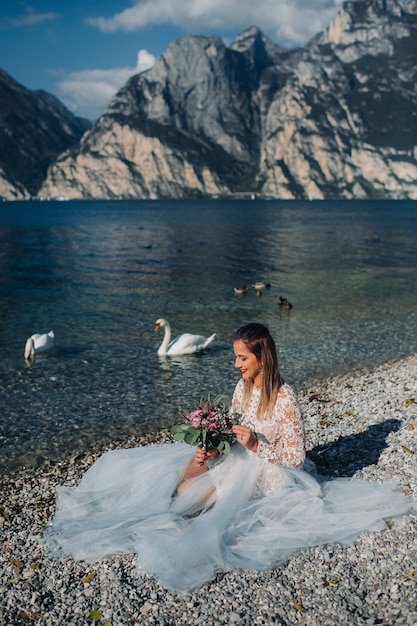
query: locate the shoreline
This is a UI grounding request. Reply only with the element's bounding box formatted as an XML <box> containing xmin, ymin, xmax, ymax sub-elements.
<box><xmin>1</xmin><ymin>354</ymin><xmax>416</xmax><ymax>625</ymax></box>
<box><xmin>2</xmin><ymin>350</ymin><xmax>417</xmax><ymax>478</ymax></box>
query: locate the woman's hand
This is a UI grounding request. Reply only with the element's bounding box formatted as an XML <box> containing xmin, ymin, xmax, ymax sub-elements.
<box><xmin>232</xmin><ymin>425</ymin><xmax>258</xmax><ymax>452</ymax></box>
<box><xmin>179</xmin><ymin>445</ymin><xmax>221</xmax><ymax>487</ymax></box>
<box><xmin>194</xmin><ymin>445</ymin><xmax>221</xmax><ymax>466</ymax></box>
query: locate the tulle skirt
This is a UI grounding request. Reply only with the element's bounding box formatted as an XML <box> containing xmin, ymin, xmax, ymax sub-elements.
<box><xmin>44</xmin><ymin>442</ymin><xmax>416</xmax><ymax>593</ymax></box>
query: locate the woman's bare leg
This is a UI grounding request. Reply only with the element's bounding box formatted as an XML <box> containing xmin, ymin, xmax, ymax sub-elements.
<box><xmin>176</xmin><ymin>458</ymin><xmax>209</xmax><ymax>495</ymax></box>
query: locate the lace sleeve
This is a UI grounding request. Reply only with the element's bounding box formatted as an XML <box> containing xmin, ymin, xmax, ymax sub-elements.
<box><xmin>257</xmin><ymin>385</ymin><xmax>305</xmax><ymax>468</ymax></box>
<box><xmin>233</xmin><ymin>380</ymin><xmax>305</xmax><ymax>469</ymax></box>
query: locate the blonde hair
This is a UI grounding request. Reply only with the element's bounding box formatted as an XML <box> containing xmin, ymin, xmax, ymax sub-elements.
<box><xmin>234</xmin><ymin>323</ymin><xmax>283</xmax><ymax>419</ymax></box>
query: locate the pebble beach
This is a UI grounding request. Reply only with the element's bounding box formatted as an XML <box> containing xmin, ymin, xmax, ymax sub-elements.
<box><xmin>1</xmin><ymin>354</ymin><xmax>416</xmax><ymax>626</ymax></box>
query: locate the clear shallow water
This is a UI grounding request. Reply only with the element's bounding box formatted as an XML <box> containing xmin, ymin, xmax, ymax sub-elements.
<box><xmin>0</xmin><ymin>199</ymin><xmax>416</xmax><ymax>473</ymax></box>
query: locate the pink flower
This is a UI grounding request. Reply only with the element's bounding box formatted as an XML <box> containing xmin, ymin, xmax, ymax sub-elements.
<box><xmin>191</xmin><ymin>410</ymin><xmax>202</xmax><ymax>427</ymax></box>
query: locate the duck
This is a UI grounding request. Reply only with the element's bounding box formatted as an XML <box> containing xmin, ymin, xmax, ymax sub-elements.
<box><xmin>24</xmin><ymin>330</ymin><xmax>55</xmax><ymax>360</ymax></box>
<box><xmin>252</xmin><ymin>282</ymin><xmax>271</xmax><ymax>290</ymax></box>
<box><xmin>234</xmin><ymin>286</ymin><xmax>248</xmax><ymax>295</ymax></box>
<box><xmin>278</xmin><ymin>296</ymin><xmax>293</xmax><ymax>309</ymax></box>
<box><xmin>154</xmin><ymin>318</ymin><xmax>216</xmax><ymax>356</ymax></box>
<box><xmin>254</xmin><ymin>289</ymin><xmax>262</xmax><ymax>297</ymax></box>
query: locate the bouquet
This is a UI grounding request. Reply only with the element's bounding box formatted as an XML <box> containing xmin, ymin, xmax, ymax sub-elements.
<box><xmin>171</xmin><ymin>394</ymin><xmax>241</xmax><ymax>455</ymax></box>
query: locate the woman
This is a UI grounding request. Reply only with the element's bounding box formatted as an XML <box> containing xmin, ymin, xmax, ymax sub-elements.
<box><xmin>178</xmin><ymin>322</ymin><xmax>305</xmax><ymax>497</ymax></box>
<box><xmin>44</xmin><ymin>323</ymin><xmax>415</xmax><ymax>593</ymax></box>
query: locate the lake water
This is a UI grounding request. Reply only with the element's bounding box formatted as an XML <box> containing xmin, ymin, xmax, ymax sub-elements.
<box><xmin>0</xmin><ymin>199</ymin><xmax>416</xmax><ymax>473</ymax></box>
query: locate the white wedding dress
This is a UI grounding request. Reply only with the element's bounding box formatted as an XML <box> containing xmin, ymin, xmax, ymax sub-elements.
<box><xmin>44</xmin><ymin>381</ymin><xmax>416</xmax><ymax>593</ymax></box>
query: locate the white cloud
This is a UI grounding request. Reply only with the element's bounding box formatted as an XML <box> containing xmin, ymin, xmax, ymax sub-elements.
<box><xmin>8</xmin><ymin>10</ymin><xmax>59</xmax><ymax>28</ymax></box>
<box><xmin>86</xmin><ymin>0</ymin><xmax>344</xmax><ymax>46</ymax></box>
<box><xmin>56</xmin><ymin>50</ymin><xmax>156</xmax><ymax>120</ymax></box>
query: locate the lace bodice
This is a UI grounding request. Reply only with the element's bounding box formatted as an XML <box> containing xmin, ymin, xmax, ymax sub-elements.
<box><xmin>232</xmin><ymin>379</ymin><xmax>305</xmax><ymax>469</ymax></box>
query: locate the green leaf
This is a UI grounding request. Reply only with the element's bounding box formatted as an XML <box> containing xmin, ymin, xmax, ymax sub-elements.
<box><xmin>171</xmin><ymin>423</ymin><xmax>191</xmax><ymax>434</ymax></box>
<box><xmin>88</xmin><ymin>610</ymin><xmax>103</xmax><ymax>621</ymax></box>
<box><xmin>218</xmin><ymin>440</ymin><xmax>231</xmax><ymax>455</ymax></box>
<box><xmin>172</xmin><ymin>432</ymin><xmax>186</xmax><ymax>442</ymax></box>
<box><xmin>191</xmin><ymin>432</ymin><xmax>202</xmax><ymax>445</ymax></box>
<box><xmin>184</xmin><ymin>431</ymin><xmax>199</xmax><ymax>445</ymax></box>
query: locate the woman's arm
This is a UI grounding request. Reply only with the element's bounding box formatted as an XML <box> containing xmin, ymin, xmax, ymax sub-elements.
<box><xmin>233</xmin><ymin>380</ymin><xmax>305</xmax><ymax>468</ymax></box>
<box><xmin>257</xmin><ymin>385</ymin><xmax>305</xmax><ymax>468</ymax></box>
<box><xmin>178</xmin><ymin>446</ymin><xmax>221</xmax><ymax>488</ymax></box>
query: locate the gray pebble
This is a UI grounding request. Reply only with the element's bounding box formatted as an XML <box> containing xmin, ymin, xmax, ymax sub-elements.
<box><xmin>1</xmin><ymin>355</ymin><xmax>416</xmax><ymax>626</ymax></box>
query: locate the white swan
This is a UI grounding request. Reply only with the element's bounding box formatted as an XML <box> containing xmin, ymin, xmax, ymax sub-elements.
<box><xmin>24</xmin><ymin>330</ymin><xmax>54</xmax><ymax>360</ymax></box>
<box><xmin>154</xmin><ymin>319</ymin><xmax>215</xmax><ymax>356</ymax></box>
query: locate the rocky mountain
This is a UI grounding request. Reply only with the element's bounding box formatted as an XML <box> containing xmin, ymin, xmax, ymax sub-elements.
<box><xmin>0</xmin><ymin>69</ymin><xmax>91</xmax><ymax>200</ymax></box>
<box><xmin>40</xmin><ymin>30</ymin><xmax>281</xmax><ymax>200</ymax></box>
<box><xmin>5</xmin><ymin>0</ymin><xmax>417</xmax><ymax>201</ymax></box>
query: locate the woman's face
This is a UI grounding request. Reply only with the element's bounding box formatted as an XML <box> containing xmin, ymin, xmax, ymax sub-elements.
<box><xmin>234</xmin><ymin>339</ymin><xmax>263</xmax><ymax>386</ymax></box>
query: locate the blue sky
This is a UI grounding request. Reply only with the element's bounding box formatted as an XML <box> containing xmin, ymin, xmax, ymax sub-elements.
<box><xmin>1</xmin><ymin>1</ymin><xmax>345</xmax><ymax>121</ymax></box>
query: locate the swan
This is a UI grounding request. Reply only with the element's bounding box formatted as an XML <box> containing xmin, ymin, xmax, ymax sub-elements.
<box><xmin>154</xmin><ymin>319</ymin><xmax>215</xmax><ymax>356</ymax></box>
<box><xmin>24</xmin><ymin>330</ymin><xmax>54</xmax><ymax>360</ymax></box>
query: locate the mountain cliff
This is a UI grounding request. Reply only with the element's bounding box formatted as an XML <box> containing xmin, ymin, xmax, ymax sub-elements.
<box><xmin>0</xmin><ymin>68</ymin><xmax>91</xmax><ymax>200</ymax></box>
<box><xmin>5</xmin><ymin>0</ymin><xmax>417</xmax><ymax>200</ymax></box>
<box><xmin>39</xmin><ymin>31</ymin><xmax>277</xmax><ymax>200</ymax></box>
